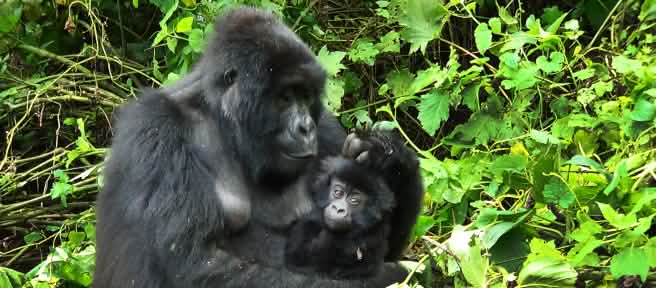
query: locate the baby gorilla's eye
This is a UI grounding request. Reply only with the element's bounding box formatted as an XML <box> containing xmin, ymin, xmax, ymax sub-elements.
<box><xmin>333</xmin><ymin>189</ymin><xmax>345</xmax><ymax>198</ymax></box>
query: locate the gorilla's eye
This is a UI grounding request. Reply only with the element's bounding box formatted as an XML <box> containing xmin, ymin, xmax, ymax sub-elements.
<box><xmin>223</xmin><ymin>69</ymin><xmax>237</xmax><ymax>86</ymax></box>
<box><xmin>333</xmin><ymin>189</ymin><xmax>344</xmax><ymax>198</ymax></box>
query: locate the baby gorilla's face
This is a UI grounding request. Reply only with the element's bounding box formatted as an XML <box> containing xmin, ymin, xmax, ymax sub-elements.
<box><xmin>323</xmin><ymin>178</ymin><xmax>368</xmax><ymax>232</ymax></box>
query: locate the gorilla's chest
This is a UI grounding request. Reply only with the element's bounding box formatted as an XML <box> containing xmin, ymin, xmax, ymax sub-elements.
<box><xmin>251</xmin><ymin>178</ymin><xmax>314</xmax><ymax>229</ymax></box>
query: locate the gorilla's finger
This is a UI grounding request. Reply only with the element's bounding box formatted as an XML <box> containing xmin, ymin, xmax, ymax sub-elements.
<box><xmin>342</xmin><ymin>133</ymin><xmax>358</xmax><ymax>156</ymax></box>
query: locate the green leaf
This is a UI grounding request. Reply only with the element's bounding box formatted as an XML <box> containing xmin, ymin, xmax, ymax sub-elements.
<box><xmin>399</xmin><ymin>0</ymin><xmax>448</xmax><ymax>53</ymax></box>
<box><xmin>567</xmin><ymin>239</ymin><xmax>603</xmax><ymax>267</ymax></box>
<box><xmin>543</xmin><ymin>178</ymin><xmax>574</xmax><ymax>208</ymax></box>
<box><xmin>375</xmin><ymin>31</ymin><xmax>401</xmax><ymax>53</ymax></box>
<box><xmin>317</xmin><ymin>46</ymin><xmax>346</xmax><ymax>77</ymax></box>
<box><xmin>490</xmin><ymin>154</ymin><xmax>527</xmax><ymax>178</ymax></box>
<box><xmin>488</xmin><ymin>17</ymin><xmax>502</xmax><ymax>34</ymax></box>
<box><xmin>603</xmin><ymin>160</ymin><xmax>628</xmax><ymax>195</ymax></box>
<box><xmin>462</xmin><ymin>82</ymin><xmax>481</xmax><ymax>111</ymax></box>
<box><xmin>612</xmin><ymin>55</ymin><xmax>642</xmax><ymax>74</ymax></box>
<box><xmin>631</xmin><ymin>99</ymin><xmax>656</xmax><ymax>121</ymax></box>
<box><xmin>536</xmin><ymin>52</ymin><xmax>564</xmax><ymax>73</ymax></box>
<box><xmin>348</xmin><ymin>39</ymin><xmax>379</xmax><ymax>65</ymax></box>
<box><xmin>573</xmin><ymin>68</ymin><xmax>595</xmax><ymax>80</ymax></box>
<box><xmin>175</xmin><ymin>17</ymin><xmax>194</xmax><ymax>33</ymax></box>
<box><xmin>530</xmin><ymin>129</ymin><xmax>560</xmax><ymax>145</ymax></box>
<box><xmin>166</xmin><ymin>37</ymin><xmax>178</xmax><ymax>52</ymax></box>
<box><xmin>410</xmin><ymin>65</ymin><xmax>447</xmax><ymax>95</ymax></box>
<box><xmin>132</xmin><ymin>0</ymin><xmax>138</xmax><ymax>8</ymax></box>
<box><xmin>482</xmin><ymin>222</ymin><xmax>514</xmax><ymax>249</ymax></box>
<box><xmin>0</xmin><ymin>267</ymin><xmax>25</xmax><ymax>288</ymax></box>
<box><xmin>24</xmin><ymin>232</ymin><xmax>43</xmax><ymax>244</ymax></box>
<box><xmin>411</xmin><ymin>215</ymin><xmax>436</xmax><ymax>240</ymax></box>
<box><xmin>188</xmin><ymin>29</ymin><xmax>205</xmax><ymax>53</ymax></box>
<box><xmin>417</xmin><ymin>89</ymin><xmax>450</xmax><ymax>136</ymax></box>
<box><xmin>474</xmin><ymin>23</ymin><xmax>492</xmax><ymax>54</ymax></box>
<box><xmin>597</xmin><ymin>202</ymin><xmax>636</xmax><ymax>230</ymax></box>
<box><xmin>180</xmin><ymin>0</ymin><xmax>195</xmax><ymax>7</ymax></box>
<box><xmin>324</xmin><ymin>78</ymin><xmax>344</xmax><ymax>113</ymax></box>
<box><xmin>640</xmin><ymin>0</ymin><xmax>656</xmax><ymax>21</ymax></box>
<box><xmin>517</xmin><ymin>257</ymin><xmax>577</xmax><ymax>286</ymax></box>
<box><xmin>0</xmin><ymin>1</ymin><xmax>22</xmax><ymax>33</ymax></box>
<box><xmin>610</xmin><ymin>247</ymin><xmax>649</xmax><ymax>282</ymax></box>
<box><xmin>565</xmin><ymin>155</ymin><xmax>604</xmax><ymax>172</ymax></box>
<box><xmin>448</xmin><ymin>227</ymin><xmax>488</xmax><ymax>287</ymax></box>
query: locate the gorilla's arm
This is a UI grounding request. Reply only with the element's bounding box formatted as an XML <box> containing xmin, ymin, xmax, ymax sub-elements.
<box><xmin>342</xmin><ymin>131</ymin><xmax>424</xmax><ymax>261</ymax></box>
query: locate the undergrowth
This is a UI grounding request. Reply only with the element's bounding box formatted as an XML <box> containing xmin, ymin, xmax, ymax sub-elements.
<box><xmin>1</xmin><ymin>0</ymin><xmax>655</xmax><ymax>287</ymax></box>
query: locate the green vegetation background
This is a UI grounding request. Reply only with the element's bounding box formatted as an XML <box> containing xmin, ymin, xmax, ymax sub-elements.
<box><xmin>1</xmin><ymin>0</ymin><xmax>655</xmax><ymax>287</ymax></box>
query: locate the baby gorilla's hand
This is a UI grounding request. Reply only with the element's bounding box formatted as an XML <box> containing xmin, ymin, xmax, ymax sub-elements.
<box><xmin>342</xmin><ymin>131</ymin><xmax>396</xmax><ymax>173</ymax></box>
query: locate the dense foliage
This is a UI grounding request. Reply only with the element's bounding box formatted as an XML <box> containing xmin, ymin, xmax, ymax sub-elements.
<box><xmin>1</xmin><ymin>0</ymin><xmax>655</xmax><ymax>287</ymax></box>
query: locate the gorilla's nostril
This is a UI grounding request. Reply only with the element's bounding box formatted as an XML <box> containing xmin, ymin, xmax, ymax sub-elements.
<box><xmin>337</xmin><ymin>208</ymin><xmax>345</xmax><ymax>214</ymax></box>
<box><xmin>297</xmin><ymin>116</ymin><xmax>315</xmax><ymax>136</ymax></box>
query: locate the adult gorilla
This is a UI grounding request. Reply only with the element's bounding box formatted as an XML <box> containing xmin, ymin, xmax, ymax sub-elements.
<box><xmin>94</xmin><ymin>7</ymin><xmax>423</xmax><ymax>288</ymax></box>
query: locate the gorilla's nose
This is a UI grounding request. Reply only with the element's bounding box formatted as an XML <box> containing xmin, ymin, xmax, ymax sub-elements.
<box><xmin>331</xmin><ymin>204</ymin><xmax>346</xmax><ymax>216</ymax></box>
<box><xmin>295</xmin><ymin>115</ymin><xmax>316</xmax><ymax>136</ymax></box>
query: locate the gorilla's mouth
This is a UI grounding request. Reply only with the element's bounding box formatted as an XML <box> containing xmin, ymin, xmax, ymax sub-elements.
<box><xmin>283</xmin><ymin>151</ymin><xmax>316</xmax><ymax>160</ymax></box>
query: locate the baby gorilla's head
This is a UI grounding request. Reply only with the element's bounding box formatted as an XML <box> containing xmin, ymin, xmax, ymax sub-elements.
<box><xmin>313</xmin><ymin>156</ymin><xmax>396</xmax><ymax>232</ymax></box>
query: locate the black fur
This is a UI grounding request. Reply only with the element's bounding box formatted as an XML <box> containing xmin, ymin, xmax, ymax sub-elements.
<box><xmin>94</xmin><ymin>7</ymin><xmax>422</xmax><ymax>288</ymax></box>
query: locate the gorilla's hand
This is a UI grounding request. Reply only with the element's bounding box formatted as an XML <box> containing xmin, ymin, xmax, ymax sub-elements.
<box><xmin>342</xmin><ymin>130</ymin><xmax>404</xmax><ymax>174</ymax></box>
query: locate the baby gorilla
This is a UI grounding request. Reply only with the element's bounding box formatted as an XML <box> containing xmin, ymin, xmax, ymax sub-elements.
<box><xmin>285</xmin><ymin>156</ymin><xmax>397</xmax><ymax>279</ymax></box>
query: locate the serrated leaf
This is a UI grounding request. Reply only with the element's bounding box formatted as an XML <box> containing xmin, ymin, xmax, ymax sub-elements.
<box><xmin>348</xmin><ymin>39</ymin><xmax>379</xmax><ymax>65</ymax></box>
<box><xmin>175</xmin><ymin>17</ymin><xmax>193</xmax><ymax>33</ymax></box>
<box><xmin>417</xmin><ymin>89</ymin><xmax>449</xmax><ymax>136</ymax></box>
<box><xmin>324</xmin><ymin>78</ymin><xmax>344</xmax><ymax>113</ymax></box>
<box><xmin>376</xmin><ymin>31</ymin><xmax>401</xmax><ymax>53</ymax></box>
<box><xmin>399</xmin><ymin>0</ymin><xmax>448</xmax><ymax>53</ymax></box>
<box><xmin>543</xmin><ymin>178</ymin><xmax>574</xmax><ymax>208</ymax></box>
<box><xmin>410</xmin><ymin>65</ymin><xmax>446</xmax><ymax>95</ymax></box>
<box><xmin>610</xmin><ymin>247</ymin><xmax>649</xmax><ymax>282</ymax></box>
<box><xmin>317</xmin><ymin>46</ymin><xmax>346</xmax><ymax>77</ymax></box>
<box><xmin>474</xmin><ymin>23</ymin><xmax>492</xmax><ymax>54</ymax></box>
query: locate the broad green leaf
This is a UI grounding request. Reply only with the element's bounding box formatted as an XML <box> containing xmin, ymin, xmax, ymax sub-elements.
<box><xmin>567</xmin><ymin>239</ymin><xmax>603</xmax><ymax>267</ymax></box>
<box><xmin>385</xmin><ymin>69</ymin><xmax>414</xmax><ymax>97</ymax></box>
<box><xmin>411</xmin><ymin>215</ymin><xmax>436</xmax><ymax>240</ymax></box>
<box><xmin>565</xmin><ymin>155</ymin><xmax>604</xmax><ymax>172</ymax></box>
<box><xmin>0</xmin><ymin>267</ymin><xmax>25</xmax><ymax>288</ymax></box>
<box><xmin>488</xmin><ymin>17</ymin><xmax>502</xmax><ymax>33</ymax></box>
<box><xmin>24</xmin><ymin>232</ymin><xmax>43</xmax><ymax>244</ymax></box>
<box><xmin>490</xmin><ymin>154</ymin><xmax>527</xmax><ymax>178</ymax></box>
<box><xmin>536</xmin><ymin>52</ymin><xmax>564</xmax><ymax>73</ymax></box>
<box><xmin>462</xmin><ymin>82</ymin><xmax>481</xmax><ymax>111</ymax></box>
<box><xmin>175</xmin><ymin>17</ymin><xmax>194</xmax><ymax>33</ymax></box>
<box><xmin>443</xmin><ymin>112</ymin><xmax>506</xmax><ymax>146</ymax></box>
<box><xmin>417</xmin><ymin>89</ymin><xmax>450</xmax><ymax>136</ymax></box>
<box><xmin>544</xmin><ymin>178</ymin><xmax>575</xmax><ymax>208</ymax></box>
<box><xmin>631</xmin><ymin>99</ymin><xmax>656</xmax><ymax>121</ymax></box>
<box><xmin>188</xmin><ymin>28</ymin><xmax>205</xmax><ymax>53</ymax></box>
<box><xmin>640</xmin><ymin>0</ymin><xmax>656</xmax><ymax>21</ymax></box>
<box><xmin>530</xmin><ymin>129</ymin><xmax>560</xmax><ymax>144</ymax></box>
<box><xmin>482</xmin><ymin>222</ymin><xmax>514</xmax><ymax>249</ymax></box>
<box><xmin>317</xmin><ymin>46</ymin><xmax>346</xmax><ymax>77</ymax></box>
<box><xmin>597</xmin><ymin>202</ymin><xmax>636</xmax><ymax>230</ymax></box>
<box><xmin>410</xmin><ymin>65</ymin><xmax>447</xmax><ymax>95</ymax></box>
<box><xmin>612</xmin><ymin>55</ymin><xmax>642</xmax><ymax>74</ymax></box>
<box><xmin>573</xmin><ymin>68</ymin><xmax>595</xmax><ymax>80</ymax></box>
<box><xmin>399</xmin><ymin>0</ymin><xmax>448</xmax><ymax>53</ymax></box>
<box><xmin>610</xmin><ymin>247</ymin><xmax>649</xmax><ymax>282</ymax></box>
<box><xmin>603</xmin><ymin>160</ymin><xmax>628</xmax><ymax>195</ymax></box>
<box><xmin>448</xmin><ymin>227</ymin><xmax>488</xmax><ymax>287</ymax></box>
<box><xmin>0</xmin><ymin>1</ymin><xmax>22</xmax><ymax>33</ymax></box>
<box><xmin>166</xmin><ymin>37</ymin><xmax>178</xmax><ymax>52</ymax></box>
<box><xmin>517</xmin><ymin>257</ymin><xmax>577</xmax><ymax>285</ymax></box>
<box><xmin>474</xmin><ymin>23</ymin><xmax>492</xmax><ymax>54</ymax></box>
